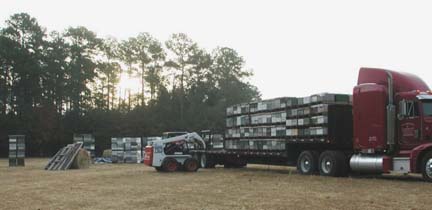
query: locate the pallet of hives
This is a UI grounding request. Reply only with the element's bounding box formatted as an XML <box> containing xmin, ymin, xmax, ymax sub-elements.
<box><xmin>286</xmin><ymin>104</ymin><xmax>352</xmax><ymax>146</ymax></box>
<box><xmin>124</xmin><ymin>137</ymin><xmax>142</xmax><ymax>163</ymax></box>
<box><xmin>111</xmin><ymin>137</ymin><xmax>124</xmax><ymax>163</ymax></box>
<box><xmin>9</xmin><ymin>135</ymin><xmax>25</xmax><ymax>167</ymax></box>
<box><xmin>73</xmin><ymin>134</ymin><xmax>96</xmax><ymax>158</ymax></box>
<box><xmin>225</xmin><ymin>139</ymin><xmax>286</xmax><ymax>151</ymax></box>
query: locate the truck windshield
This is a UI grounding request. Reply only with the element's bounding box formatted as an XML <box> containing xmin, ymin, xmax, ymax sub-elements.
<box><xmin>423</xmin><ymin>101</ymin><xmax>432</xmax><ymax>116</ymax></box>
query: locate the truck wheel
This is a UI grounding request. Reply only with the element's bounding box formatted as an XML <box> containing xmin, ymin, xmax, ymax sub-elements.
<box><xmin>183</xmin><ymin>158</ymin><xmax>199</xmax><ymax>172</ymax></box>
<box><xmin>162</xmin><ymin>158</ymin><xmax>178</xmax><ymax>172</ymax></box>
<box><xmin>297</xmin><ymin>150</ymin><xmax>319</xmax><ymax>175</ymax></box>
<box><xmin>318</xmin><ymin>151</ymin><xmax>348</xmax><ymax>177</ymax></box>
<box><xmin>421</xmin><ymin>151</ymin><xmax>432</xmax><ymax>182</ymax></box>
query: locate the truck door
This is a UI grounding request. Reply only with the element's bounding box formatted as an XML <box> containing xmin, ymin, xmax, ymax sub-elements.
<box><xmin>398</xmin><ymin>100</ymin><xmax>421</xmax><ymax>148</ymax></box>
<box><xmin>421</xmin><ymin>100</ymin><xmax>432</xmax><ymax>141</ymax></box>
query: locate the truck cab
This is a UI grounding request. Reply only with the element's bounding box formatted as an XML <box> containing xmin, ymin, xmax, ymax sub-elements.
<box><xmin>351</xmin><ymin>68</ymin><xmax>432</xmax><ymax>181</ymax></box>
<box><xmin>397</xmin><ymin>93</ymin><xmax>432</xmax><ymax>149</ymax></box>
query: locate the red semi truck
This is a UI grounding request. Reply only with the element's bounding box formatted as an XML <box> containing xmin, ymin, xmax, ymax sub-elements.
<box><xmin>196</xmin><ymin>67</ymin><xmax>432</xmax><ymax>181</ymax></box>
<box><xmin>146</xmin><ymin>67</ymin><xmax>432</xmax><ymax>181</ymax></box>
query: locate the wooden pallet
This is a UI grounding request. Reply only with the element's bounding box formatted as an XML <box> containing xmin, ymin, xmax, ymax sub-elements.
<box><xmin>45</xmin><ymin>143</ymin><xmax>83</xmax><ymax>170</ymax></box>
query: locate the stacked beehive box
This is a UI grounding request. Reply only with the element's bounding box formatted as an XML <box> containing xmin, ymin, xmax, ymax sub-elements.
<box><xmin>225</xmin><ymin>97</ymin><xmax>293</xmax><ymax>150</ymax></box>
<box><xmin>9</xmin><ymin>135</ymin><xmax>25</xmax><ymax>167</ymax></box>
<box><xmin>111</xmin><ymin>137</ymin><xmax>124</xmax><ymax>163</ymax></box>
<box><xmin>111</xmin><ymin>137</ymin><xmax>142</xmax><ymax>163</ymax></box>
<box><xmin>225</xmin><ymin>93</ymin><xmax>352</xmax><ymax>150</ymax></box>
<box><xmin>286</xmin><ymin>93</ymin><xmax>352</xmax><ymax>143</ymax></box>
<box><xmin>73</xmin><ymin>134</ymin><xmax>95</xmax><ymax>158</ymax></box>
<box><xmin>124</xmin><ymin>137</ymin><xmax>142</xmax><ymax>163</ymax></box>
<box><xmin>142</xmin><ymin>136</ymin><xmax>162</xmax><ymax>146</ymax></box>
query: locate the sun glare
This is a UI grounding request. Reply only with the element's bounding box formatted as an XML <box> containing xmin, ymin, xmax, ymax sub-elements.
<box><xmin>118</xmin><ymin>73</ymin><xmax>141</xmax><ymax>98</ymax></box>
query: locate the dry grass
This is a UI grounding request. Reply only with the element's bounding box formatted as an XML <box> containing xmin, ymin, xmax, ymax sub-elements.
<box><xmin>0</xmin><ymin>158</ymin><xmax>431</xmax><ymax>210</ymax></box>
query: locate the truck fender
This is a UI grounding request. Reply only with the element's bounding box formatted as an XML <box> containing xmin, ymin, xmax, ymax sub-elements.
<box><xmin>410</xmin><ymin>143</ymin><xmax>432</xmax><ymax>173</ymax></box>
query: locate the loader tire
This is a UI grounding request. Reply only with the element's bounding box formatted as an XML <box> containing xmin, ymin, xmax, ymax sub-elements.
<box><xmin>183</xmin><ymin>158</ymin><xmax>199</xmax><ymax>172</ymax></box>
<box><xmin>162</xmin><ymin>158</ymin><xmax>178</xmax><ymax>172</ymax></box>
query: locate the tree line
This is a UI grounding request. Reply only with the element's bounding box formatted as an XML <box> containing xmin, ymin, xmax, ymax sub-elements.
<box><xmin>0</xmin><ymin>13</ymin><xmax>260</xmax><ymax>157</ymax></box>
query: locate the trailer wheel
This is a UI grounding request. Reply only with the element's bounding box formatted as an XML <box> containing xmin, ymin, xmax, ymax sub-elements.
<box><xmin>421</xmin><ymin>151</ymin><xmax>432</xmax><ymax>182</ymax></box>
<box><xmin>297</xmin><ymin>150</ymin><xmax>319</xmax><ymax>175</ymax></box>
<box><xmin>184</xmin><ymin>158</ymin><xmax>199</xmax><ymax>172</ymax></box>
<box><xmin>162</xmin><ymin>158</ymin><xmax>178</xmax><ymax>172</ymax></box>
<box><xmin>318</xmin><ymin>151</ymin><xmax>348</xmax><ymax>177</ymax></box>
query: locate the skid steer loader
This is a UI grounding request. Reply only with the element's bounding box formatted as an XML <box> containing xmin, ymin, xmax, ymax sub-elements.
<box><xmin>143</xmin><ymin>132</ymin><xmax>206</xmax><ymax>172</ymax></box>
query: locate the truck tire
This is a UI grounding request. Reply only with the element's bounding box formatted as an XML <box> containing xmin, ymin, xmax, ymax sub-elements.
<box><xmin>318</xmin><ymin>151</ymin><xmax>348</xmax><ymax>177</ymax></box>
<box><xmin>421</xmin><ymin>151</ymin><xmax>432</xmax><ymax>182</ymax></box>
<box><xmin>183</xmin><ymin>158</ymin><xmax>199</xmax><ymax>172</ymax></box>
<box><xmin>162</xmin><ymin>158</ymin><xmax>178</xmax><ymax>172</ymax></box>
<box><xmin>297</xmin><ymin>150</ymin><xmax>319</xmax><ymax>175</ymax></box>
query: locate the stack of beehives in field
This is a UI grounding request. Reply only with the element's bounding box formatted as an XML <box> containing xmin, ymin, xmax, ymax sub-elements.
<box><xmin>111</xmin><ymin>137</ymin><xmax>123</xmax><ymax>163</ymax></box>
<box><xmin>111</xmin><ymin>137</ymin><xmax>142</xmax><ymax>163</ymax></box>
<box><xmin>73</xmin><ymin>134</ymin><xmax>95</xmax><ymax>158</ymax></box>
<box><xmin>225</xmin><ymin>93</ymin><xmax>352</xmax><ymax>151</ymax></box>
<box><xmin>9</xmin><ymin>135</ymin><xmax>25</xmax><ymax>167</ymax></box>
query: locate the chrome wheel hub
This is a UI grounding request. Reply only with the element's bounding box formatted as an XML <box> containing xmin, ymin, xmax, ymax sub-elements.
<box><xmin>321</xmin><ymin>158</ymin><xmax>332</xmax><ymax>174</ymax></box>
<box><xmin>426</xmin><ymin>159</ymin><xmax>432</xmax><ymax>178</ymax></box>
<box><xmin>301</xmin><ymin>157</ymin><xmax>311</xmax><ymax>172</ymax></box>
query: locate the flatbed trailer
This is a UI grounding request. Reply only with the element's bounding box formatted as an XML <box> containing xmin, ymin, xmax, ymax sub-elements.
<box><xmin>191</xmin><ymin>67</ymin><xmax>432</xmax><ymax>181</ymax></box>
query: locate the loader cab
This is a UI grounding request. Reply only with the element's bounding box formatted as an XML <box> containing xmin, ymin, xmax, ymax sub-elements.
<box><xmin>396</xmin><ymin>92</ymin><xmax>432</xmax><ymax>149</ymax></box>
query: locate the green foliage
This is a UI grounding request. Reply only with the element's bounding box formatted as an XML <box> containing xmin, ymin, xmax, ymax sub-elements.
<box><xmin>0</xmin><ymin>13</ymin><xmax>260</xmax><ymax>157</ymax></box>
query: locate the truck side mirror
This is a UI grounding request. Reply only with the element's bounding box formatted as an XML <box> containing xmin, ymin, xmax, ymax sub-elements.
<box><xmin>398</xmin><ymin>100</ymin><xmax>407</xmax><ymax>120</ymax></box>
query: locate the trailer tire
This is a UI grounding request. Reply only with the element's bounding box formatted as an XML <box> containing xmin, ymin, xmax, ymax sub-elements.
<box><xmin>297</xmin><ymin>150</ymin><xmax>319</xmax><ymax>175</ymax></box>
<box><xmin>162</xmin><ymin>158</ymin><xmax>178</xmax><ymax>172</ymax></box>
<box><xmin>319</xmin><ymin>151</ymin><xmax>348</xmax><ymax>177</ymax></box>
<box><xmin>421</xmin><ymin>151</ymin><xmax>432</xmax><ymax>182</ymax></box>
<box><xmin>183</xmin><ymin>158</ymin><xmax>199</xmax><ymax>172</ymax></box>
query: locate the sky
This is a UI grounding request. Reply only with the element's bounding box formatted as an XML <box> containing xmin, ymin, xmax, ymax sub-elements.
<box><xmin>1</xmin><ymin>0</ymin><xmax>432</xmax><ymax>99</ymax></box>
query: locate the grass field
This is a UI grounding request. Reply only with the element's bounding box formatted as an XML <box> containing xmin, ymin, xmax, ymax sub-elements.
<box><xmin>0</xmin><ymin>158</ymin><xmax>431</xmax><ymax>210</ymax></box>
